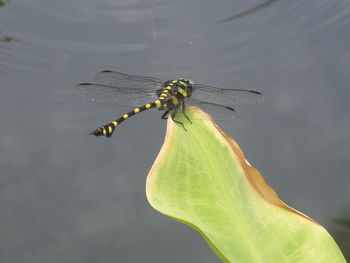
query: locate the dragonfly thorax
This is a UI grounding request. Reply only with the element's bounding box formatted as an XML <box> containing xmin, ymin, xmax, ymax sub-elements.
<box><xmin>157</xmin><ymin>79</ymin><xmax>193</xmax><ymax>108</ymax></box>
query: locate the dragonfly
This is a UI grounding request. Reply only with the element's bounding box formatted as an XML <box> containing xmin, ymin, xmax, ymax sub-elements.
<box><xmin>74</xmin><ymin>70</ymin><xmax>263</xmax><ymax>137</ymax></box>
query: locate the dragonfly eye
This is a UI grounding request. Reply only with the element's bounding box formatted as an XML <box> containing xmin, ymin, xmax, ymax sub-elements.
<box><xmin>180</xmin><ymin>78</ymin><xmax>194</xmax><ymax>85</ymax></box>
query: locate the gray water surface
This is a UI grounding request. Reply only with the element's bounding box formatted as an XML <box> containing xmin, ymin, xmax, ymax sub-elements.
<box><xmin>1</xmin><ymin>0</ymin><xmax>350</xmax><ymax>262</ymax></box>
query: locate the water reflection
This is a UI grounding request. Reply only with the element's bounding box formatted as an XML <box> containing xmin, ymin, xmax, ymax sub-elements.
<box><xmin>331</xmin><ymin>205</ymin><xmax>350</xmax><ymax>261</ymax></box>
<box><xmin>219</xmin><ymin>0</ymin><xmax>279</xmax><ymax>23</ymax></box>
<box><xmin>0</xmin><ymin>34</ymin><xmax>18</xmax><ymax>42</ymax></box>
<box><xmin>0</xmin><ymin>0</ymin><xmax>17</xmax><ymax>42</ymax></box>
<box><xmin>0</xmin><ymin>0</ymin><xmax>10</xmax><ymax>7</ymax></box>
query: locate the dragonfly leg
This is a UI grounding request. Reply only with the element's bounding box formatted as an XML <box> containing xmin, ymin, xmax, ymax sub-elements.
<box><xmin>181</xmin><ymin>102</ymin><xmax>192</xmax><ymax>124</ymax></box>
<box><xmin>171</xmin><ymin>105</ymin><xmax>187</xmax><ymax>131</ymax></box>
<box><xmin>161</xmin><ymin>110</ymin><xmax>170</xmax><ymax>120</ymax></box>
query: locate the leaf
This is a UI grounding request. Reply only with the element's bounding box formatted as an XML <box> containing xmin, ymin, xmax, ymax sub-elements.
<box><xmin>146</xmin><ymin>107</ymin><xmax>346</xmax><ymax>263</ymax></box>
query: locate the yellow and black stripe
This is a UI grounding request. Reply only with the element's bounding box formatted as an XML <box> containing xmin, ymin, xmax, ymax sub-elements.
<box><xmin>90</xmin><ymin>79</ymin><xmax>193</xmax><ymax>137</ymax></box>
<box><xmin>91</xmin><ymin>100</ymin><xmax>162</xmax><ymax>137</ymax></box>
<box><xmin>158</xmin><ymin>81</ymin><xmax>190</xmax><ymax>107</ymax></box>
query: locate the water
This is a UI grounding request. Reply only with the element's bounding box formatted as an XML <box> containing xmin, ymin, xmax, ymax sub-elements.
<box><xmin>1</xmin><ymin>0</ymin><xmax>350</xmax><ymax>262</ymax></box>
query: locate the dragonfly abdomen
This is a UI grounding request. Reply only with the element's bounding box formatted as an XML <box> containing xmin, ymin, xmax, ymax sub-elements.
<box><xmin>91</xmin><ymin>100</ymin><xmax>162</xmax><ymax>137</ymax></box>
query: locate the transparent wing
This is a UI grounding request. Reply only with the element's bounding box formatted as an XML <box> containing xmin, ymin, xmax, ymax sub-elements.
<box><xmin>73</xmin><ymin>71</ymin><xmax>164</xmax><ymax>106</ymax></box>
<box><xmin>95</xmin><ymin>70</ymin><xmax>163</xmax><ymax>89</ymax></box>
<box><xmin>73</xmin><ymin>83</ymin><xmax>158</xmax><ymax>106</ymax></box>
<box><xmin>186</xmin><ymin>98</ymin><xmax>236</xmax><ymax>120</ymax></box>
<box><xmin>192</xmin><ymin>84</ymin><xmax>264</xmax><ymax>106</ymax></box>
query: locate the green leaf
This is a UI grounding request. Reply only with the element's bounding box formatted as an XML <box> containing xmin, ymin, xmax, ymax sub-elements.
<box><xmin>146</xmin><ymin>107</ymin><xmax>346</xmax><ymax>263</ymax></box>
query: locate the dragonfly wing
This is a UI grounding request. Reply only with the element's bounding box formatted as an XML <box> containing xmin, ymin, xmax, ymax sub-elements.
<box><xmin>73</xmin><ymin>83</ymin><xmax>158</xmax><ymax>106</ymax></box>
<box><xmin>186</xmin><ymin>98</ymin><xmax>236</xmax><ymax>120</ymax></box>
<box><xmin>192</xmin><ymin>84</ymin><xmax>263</xmax><ymax>106</ymax></box>
<box><xmin>95</xmin><ymin>70</ymin><xmax>163</xmax><ymax>90</ymax></box>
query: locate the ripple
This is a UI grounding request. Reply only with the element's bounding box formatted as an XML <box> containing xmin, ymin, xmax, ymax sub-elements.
<box><xmin>0</xmin><ymin>0</ymin><xmax>157</xmax><ymax>74</ymax></box>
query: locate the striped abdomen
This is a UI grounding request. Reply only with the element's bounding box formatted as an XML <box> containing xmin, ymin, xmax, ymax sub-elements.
<box><xmin>91</xmin><ymin>100</ymin><xmax>162</xmax><ymax>137</ymax></box>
